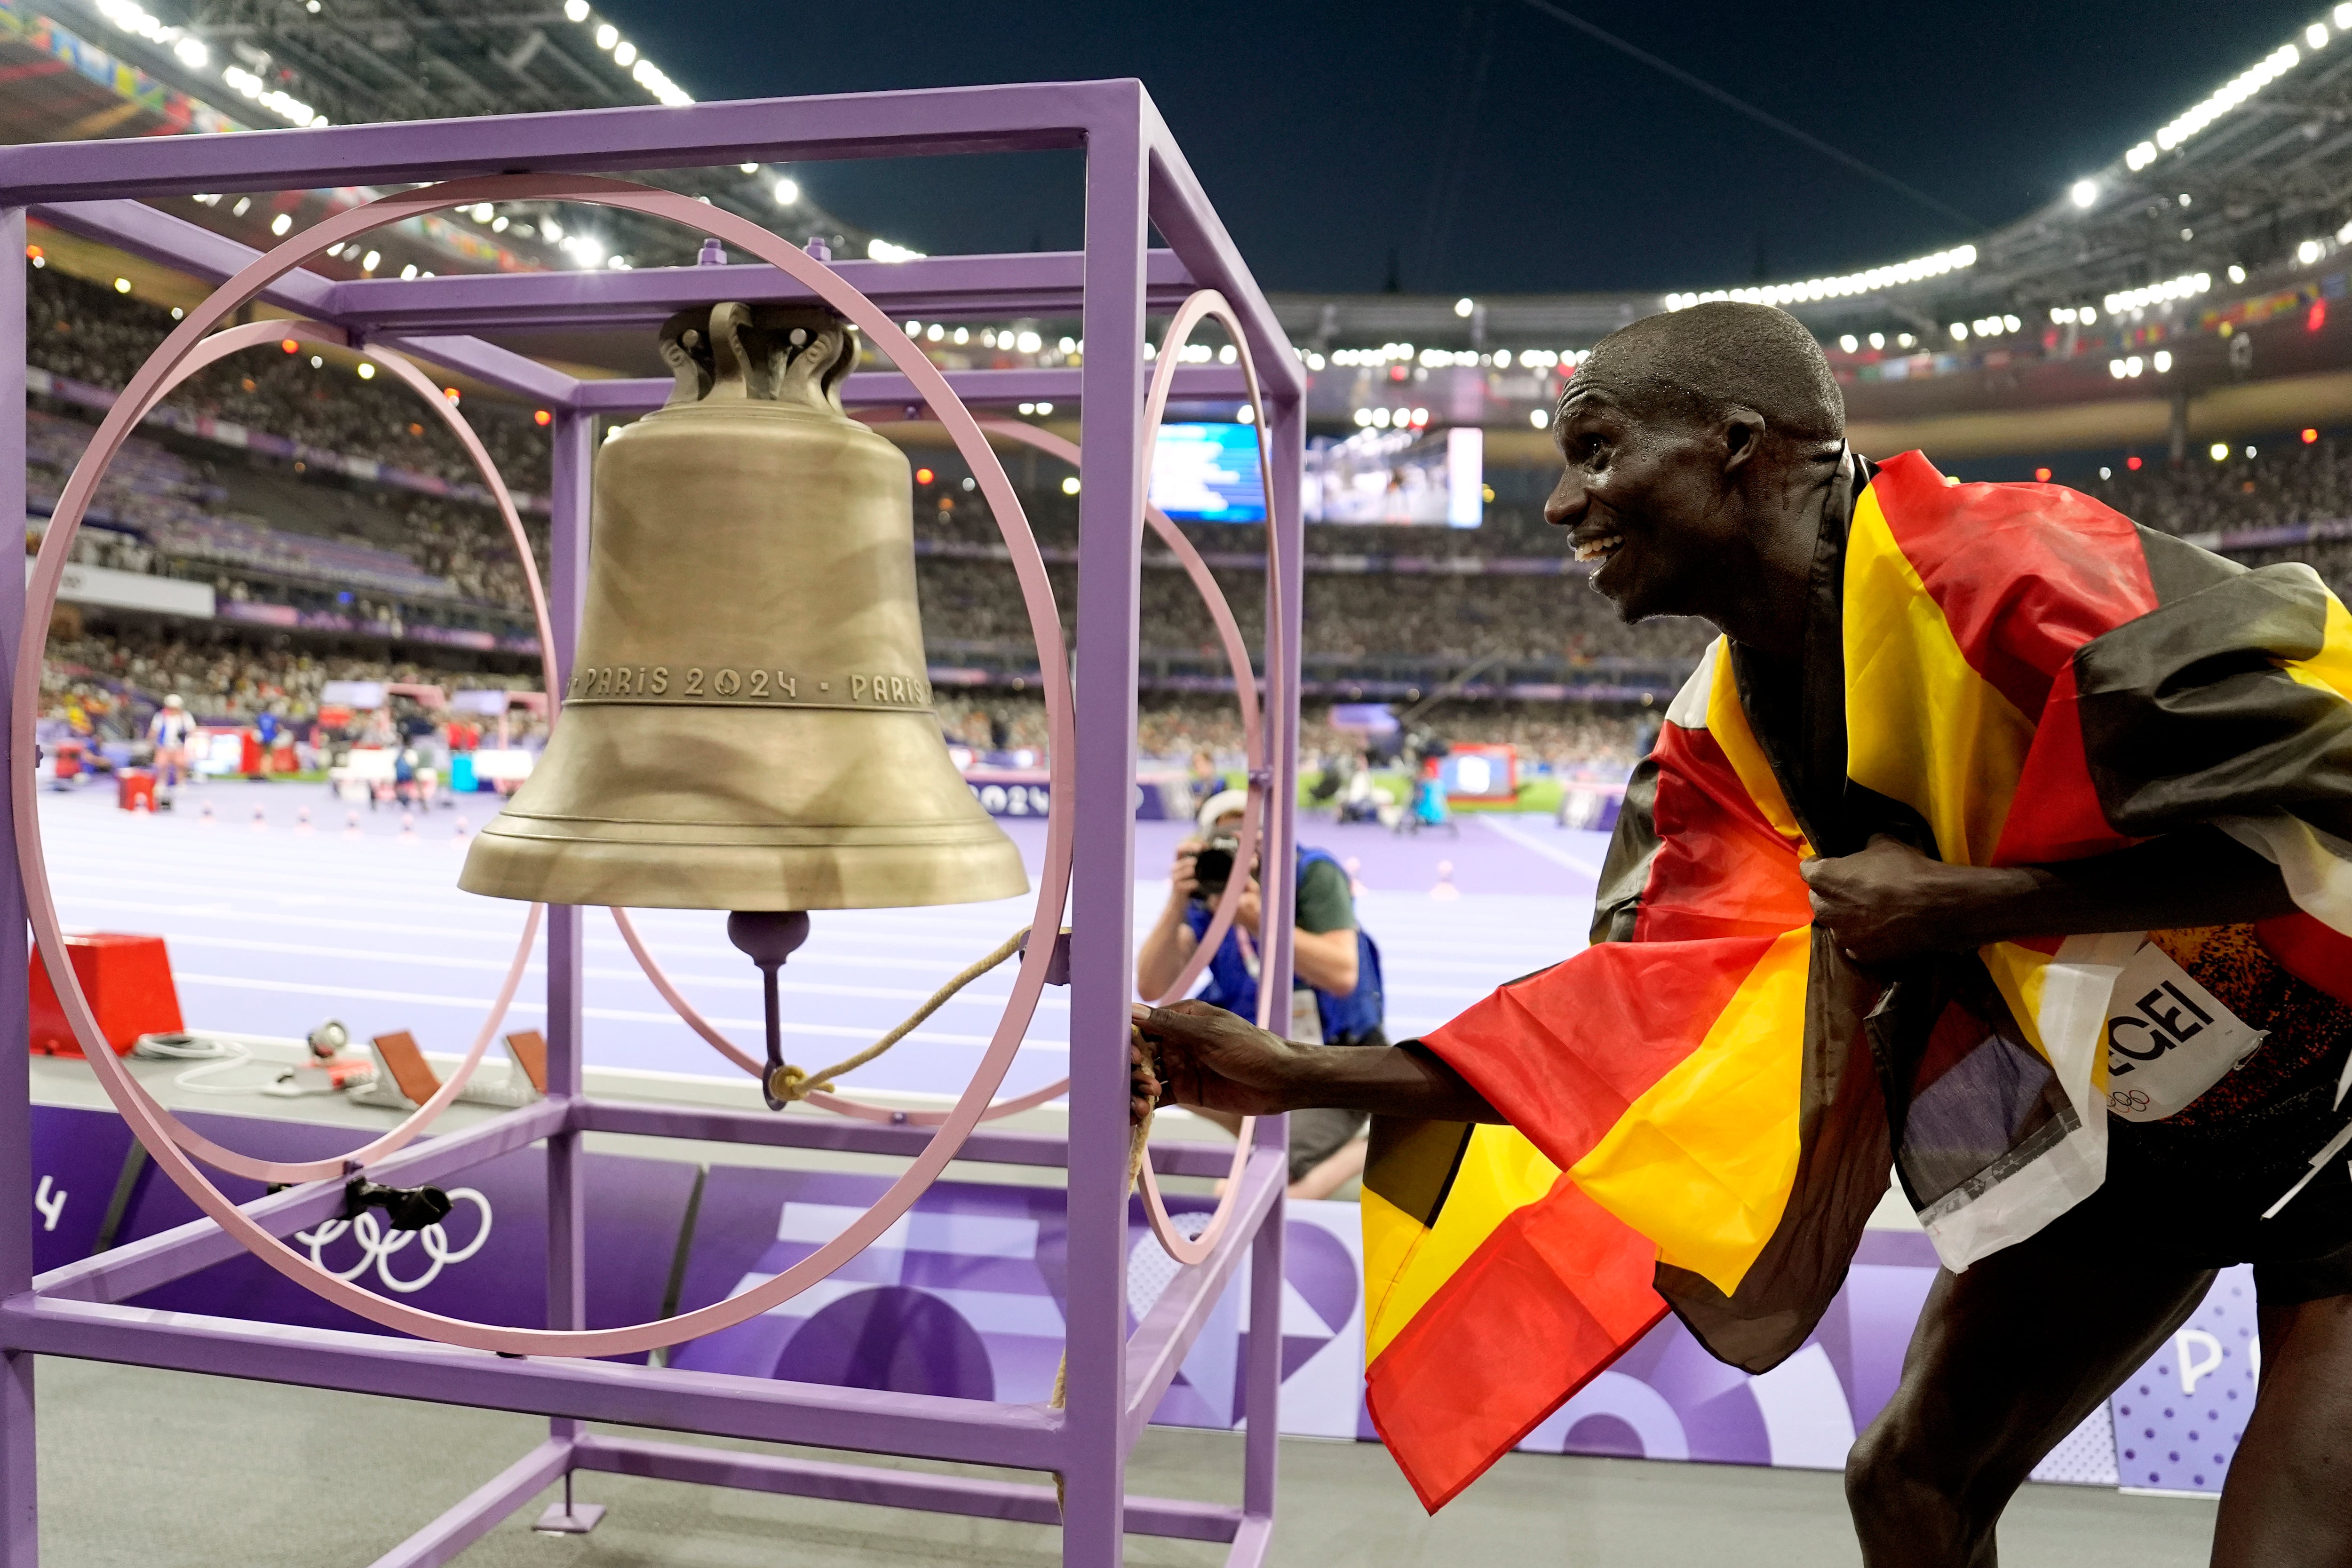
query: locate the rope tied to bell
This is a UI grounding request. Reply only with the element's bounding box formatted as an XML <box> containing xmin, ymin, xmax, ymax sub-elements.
<box><xmin>763</xmin><ymin>926</ymin><xmax>1033</xmax><ymax>1106</ymax></box>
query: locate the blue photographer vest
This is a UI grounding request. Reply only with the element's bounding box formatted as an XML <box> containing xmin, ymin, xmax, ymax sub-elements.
<box><xmin>1183</xmin><ymin>846</ymin><xmax>1384</xmax><ymax>1043</ymax></box>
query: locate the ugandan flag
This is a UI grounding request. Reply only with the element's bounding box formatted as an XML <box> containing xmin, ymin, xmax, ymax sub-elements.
<box><xmin>1361</xmin><ymin>451</ymin><xmax>2352</xmax><ymax>1510</ymax></box>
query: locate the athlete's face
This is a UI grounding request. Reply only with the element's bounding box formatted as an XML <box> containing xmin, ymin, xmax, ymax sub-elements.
<box><xmin>1542</xmin><ymin>382</ymin><xmax>1748</xmax><ymax>626</ymax></box>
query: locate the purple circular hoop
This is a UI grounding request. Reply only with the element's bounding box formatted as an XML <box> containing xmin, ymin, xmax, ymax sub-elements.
<box><xmin>28</xmin><ymin>317</ymin><xmax>551</xmax><ymax>1186</ymax></box>
<box><xmin>1129</xmin><ymin>292</ymin><xmax>1284</xmax><ymax>1266</ymax></box>
<box><xmin>12</xmin><ymin>173</ymin><xmax>1076</xmax><ymax>1357</ymax></box>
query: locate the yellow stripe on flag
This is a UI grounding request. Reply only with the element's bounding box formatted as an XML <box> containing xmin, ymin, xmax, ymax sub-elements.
<box><xmin>1567</xmin><ymin>926</ymin><xmax>1812</xmax><ymax>1297</ymax></box>
<box><xmin>1979</xmin><ymin>939</ymin><xmax>2072</xmax><ymax>1083</ymax></box>
<box><xmin>2283</xmin><ymin>589</ymin><xmax>2352</xmax><ymax>705</ymax></box>
<box><xmin>1705</xmin><ymin>640</ymin><xmax>1810</xmax><ymax>854</ymax></box>
<box><xmin>1843</xmin><ymin>491</ymin><xmax>2033</xmax><ymax>867</ymax></box>
<box><xmin>1364</xmin><ymin>1126</ymin><xmax>1562</xmax><ymax>1365</ymax></box>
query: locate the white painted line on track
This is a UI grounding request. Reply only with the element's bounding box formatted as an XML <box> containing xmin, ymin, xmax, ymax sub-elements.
<box><xmin>168</xmin><ymin>974</ymin><xmax>1070</xmax><ymax>1049</ymax></box>
<box><xmin>1470</xmin><ymin>814</ymin><xmax>1608</xmax><ymax>880</ymax></box>
<box><xmin>61</xmin><ymin>929</ymin><xmax>1074</xmax><ymax>1013</ymax></box>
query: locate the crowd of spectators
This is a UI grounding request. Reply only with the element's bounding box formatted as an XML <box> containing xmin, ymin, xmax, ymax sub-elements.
<box><xmin>27</xmin><ymin>264</ymin><xmax>552</xmax><ymax>494</ymax></box>
<box><xmin>28</xmin><ymin>405</ymin><xmax>547</xmax><ymax>611</ymax></box>
<box><xmin>933</xmin><ymin>689</ymin><xmax>1652</xmax><ymax>772</ymax></box>
<box><xmin>38</xmin><ymin>247</ymin><xmax>2352</xmax><ymax>776</ymax></box>
<box><xmin>2088</xmin><ymin>439</ymin><xmax>2352</xmax><ymax>539</ymax></box>
<box><xmin>920</xmin><ymin>558</ymin><xmax>1708</xmax><ymax>665</ymax></box>
<box><xmin>905</xmin><ymin>453</ymin><xmax>1700</xmax><ymax>665</ymax></box>
<box><xmin>946</xmin><ymin>689</ymin><xmax>1653</xmax><ymax>771</ymax></box>
<box><xmin>42</xmin><ymin>626</ymin><xmax>535</xmax><ymax>729</ymax></box>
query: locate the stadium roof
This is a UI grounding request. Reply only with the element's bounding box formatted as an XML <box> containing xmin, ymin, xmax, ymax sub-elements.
<box><xmin>1289</xmin><ymin>12</ymin><xmax>2352</xmax><ymax>353</ymax></box>
<box><xmin>16</xmin><ymin>0</ymin><xmax>2352</xmax><ymax>372</ymax></box>
<box><xmin>1</xmin><ymin>0</ymin><xmax>904</xmax><ymax>275</ymax></box>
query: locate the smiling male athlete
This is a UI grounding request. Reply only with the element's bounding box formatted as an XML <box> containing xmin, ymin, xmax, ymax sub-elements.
<box><xmin>1134</xmin><ymin>300</ymin><xmax>2352</xmax><ymax>1563</ymax></box>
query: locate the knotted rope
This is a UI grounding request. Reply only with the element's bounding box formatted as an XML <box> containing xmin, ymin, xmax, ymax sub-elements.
<box><xmin>764</xmin><ymin>927</ymin><xmax>1032</xmax><ymax>1105</ymax></box>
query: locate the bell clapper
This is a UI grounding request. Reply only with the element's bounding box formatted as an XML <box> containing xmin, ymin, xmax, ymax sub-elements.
<box><xmin>725</xmin><ymin>911</ymin><xmax>812</xmax><ymax>1110</ymax></box>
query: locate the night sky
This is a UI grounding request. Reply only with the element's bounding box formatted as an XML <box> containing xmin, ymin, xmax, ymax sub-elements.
<box><xmin>602</xmin><ymin>0</ymin><xmax>2319</xmax><ymax>296</ymax></box>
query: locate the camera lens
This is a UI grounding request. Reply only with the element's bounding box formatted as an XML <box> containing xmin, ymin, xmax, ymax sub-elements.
<box><xmin>1190</xmin><ymin>831</ymin><xmax>1243</xmax><ymax>903</ymax></box>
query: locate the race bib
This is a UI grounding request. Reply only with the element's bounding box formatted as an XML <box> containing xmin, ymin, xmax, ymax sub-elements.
<box><xmin>2104</xmin><ymin>941</ymin><xmax>2266</xmax><ymax>1122</ymax></box>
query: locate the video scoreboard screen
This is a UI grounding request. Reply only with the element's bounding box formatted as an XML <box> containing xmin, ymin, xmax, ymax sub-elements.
<box><xmin>1148</xmin><ymin>421</ymin><xmax>1488</xmax><ymax>528</ymax></box>
<box><xmin>1147</xmin><ymin>423</ymin><xmax>1267</xmax><ymax>523</ymax></box>
<box><xmin>1304</xmin><ymin>427</ymin><xmax>1484</xmax><ymax>528</ymax></box>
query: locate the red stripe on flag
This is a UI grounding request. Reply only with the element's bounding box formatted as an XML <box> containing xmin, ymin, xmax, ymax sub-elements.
<box><xmin>1367</xmin><ymin>1181</ymin><xmax>1668</xmax><ymax>1511</ymax></box>
<box><xmin>1637</xmin><ymin>722</ymin><xmax>1814</xmax><ymax>942</ymax></box>
<box><xmin>1993</xmin><ymin>657</ymin><xmax>2139</xmax><ymax>864</ymax></box>
<box><xmin>1870</xmin><ymin>451</ymin><xmax>2158</xmax><ymax>719</ymax></box>
<box><xmin>1426</xmin><ymin>935</ymin><xmax>1781</xmax><ymax>1174</ymax></box>
<box><xmin>2256</xmin><ymin>913</ymin><xmax>2352</xmax><ymax>1011</ymax></box>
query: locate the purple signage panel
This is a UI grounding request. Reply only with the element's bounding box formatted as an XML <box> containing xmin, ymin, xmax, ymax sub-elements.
<box><xmin>961</xmin><ymin>773</ymin><xmax>1186</xmax><ymax>821</ymax></box>
<box><xmin>665</xmin><ymin>1166</ymin><xmax>1364</xmax><ymax>1426</ymax></box>
<box><xmin>2109</xmin><ymin>1265</ymin><xmax>2258</xmax><ymax>1495</ymax></box>
<box><xmin>668</xmin><ymin>1165</ymin><xmax>1072</xmax><ymax>1402</ymax></box>
<box><xmin>40</xmin><ymin>1100</ymin><xmax>2143</xmax><ymax>1489</ymax></box>
<box><xmin>28</xmin><ymin>1106</ymin><xmax>137</xmax><ymax>1275</ymax></box>
<box><xmin>114</xmin><ymin>1111</ymin><xmax>698</xmax><ymax>1359</ymax></box>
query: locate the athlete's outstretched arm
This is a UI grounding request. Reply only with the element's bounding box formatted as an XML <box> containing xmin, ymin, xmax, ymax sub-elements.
<box><xmin>1802</xmin><ymin>826</ymin><xmax>2298</xmax><ymax>965</ymax></box>
<box><xmin>1129</xmin><ymin>1000</ymin><xmax>1502</xmax><ymax>1125</ymax></box>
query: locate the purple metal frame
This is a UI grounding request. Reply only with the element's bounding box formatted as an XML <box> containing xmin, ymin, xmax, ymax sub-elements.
<box><xmin>0</xmin><ymin>80</ymin><xmax>1304</xmax><ymax>1567</ymax></box>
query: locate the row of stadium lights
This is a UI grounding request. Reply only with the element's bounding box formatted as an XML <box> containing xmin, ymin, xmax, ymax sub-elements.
<box><xmin>1661</xmin><ymin>246</ymin><xmax>1978</xmax><ymax>313</ymax></box>
<box><xmin>901</xmin><ymin>322</ymin><xmax>1076</xmax><ymax>358</ymax></box>
<box><xmin>93</xmin><ymin>0</ymin><xmax>329</xmax><ymax>126</ymax></box>
<box><xmin>556</xmin><ymin>0</ymin><xmax>692</xmax><ymax>107</ymax></box>
<box><xmin>1821</xmin><ymin>272</ymin><xmax>2222</xmax><ymax>357</ymax></box>
<box><xmin>884</xmin><ymin>324</ymin><xmax>1592</xmax><ymax>380</ymax></box>
<box><xmin>60</xmin><ymin>257</ymin><xmax>1458</xmax><ymax>440</ymax></box>
<box><xmin>103</xmin><ymin>0</ymin><xmax>923</xmax><ymax>270</ymax></box>
<box><xmin>96</xmin><ymin>3</ymin><xmax>2346</xmax><ymax>324</ymax></box>
<box><xmin>59</xmin><ymin>247</ymin><xmax>2280</xmax><ymax>459</ymax></box>
<box><xmin>1323</xmin><ymin>342</ymin><xmax>1584</xmax><ymax>372</ymax></box>
<box><xmin>890</xmin><ymin>318</ymin><xmax>1573</xmax><ymax>430</ymax></box>
<box><xmin>194</xmin><ymin>189</ymin><xmax>631</xmax><ymax>273</ymax></box>
<box><xmin>2122</xmin><ymin>31</ymin><xmax>2328</xmax><ymax>171</ymax></box>
<box><xmin>1664</xmin><ymin>15</ymin><xmax>2342</xmax><ymax>329</ymax></box>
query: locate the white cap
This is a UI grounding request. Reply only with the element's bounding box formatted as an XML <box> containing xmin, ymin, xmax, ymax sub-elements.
<box><xmin>1196</xmin><ymin>788</ymin><xmax>1249</xmax><ymax>831</ymax></box>
<box><xmin>164</xmin><ymin>694</ymin><xmax>184</xmax><ymax>709</ymax></box>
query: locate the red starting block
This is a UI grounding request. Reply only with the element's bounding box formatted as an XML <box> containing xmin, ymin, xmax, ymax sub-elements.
<box><xmin>28</xmin><ymin>933</ymin><xmax>184</xmax><ymax>1057</ymax></box>
<box><xmin>116</xmin><ymin>769</ymin><xmax>157</xmax><ymax>812</ymax></box>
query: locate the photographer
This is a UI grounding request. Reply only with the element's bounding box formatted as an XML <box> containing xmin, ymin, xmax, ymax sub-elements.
<box><xmin>1136</xmin><ymin>791</ymin><xmax>1384</xmax><ymax>1197</ymax></box>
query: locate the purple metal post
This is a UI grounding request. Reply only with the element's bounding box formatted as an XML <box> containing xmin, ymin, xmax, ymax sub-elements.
<box><xmin>372</xmin><ymin>1439</ymin><xmax>573</xmax><ymax>1568</ymax></box>
<box><xmin>1066</xmin><ymin>86</ymin><xmax>1152</xmax><ymax>1567</ymax></box>
<box><xmin>543</xmin><ymin>409</ymin><xmax>595</xmax><ymax>1472</ymax></box>
<box><xmin>0</xmin><ymin>202</ymin><xmax>37</xmax><ymax>1568</ymax></box>
<box><xmin>1241</xmin><ymin>386</ymin><xmax>1310</xmax><ymax>1550</ymax></box>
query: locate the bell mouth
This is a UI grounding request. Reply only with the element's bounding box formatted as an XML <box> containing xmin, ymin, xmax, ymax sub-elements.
<box><xmin>458</xmin><ymin>820</ymin><xmax>1029</xmax><ymax>912</ymax></box>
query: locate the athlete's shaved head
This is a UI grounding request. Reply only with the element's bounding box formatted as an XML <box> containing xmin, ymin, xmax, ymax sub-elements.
<box><xmin>1544</xmin><ymin>301</ymin><xmax>1849</xmax><ymax>652</ymax></box>
<box><xmin>1575</xmin><ymin>301</ymin><xmax>1845</xmax><ymax>447</ymax></box>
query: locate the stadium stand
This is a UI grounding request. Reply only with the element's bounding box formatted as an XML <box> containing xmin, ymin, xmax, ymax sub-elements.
<box><xmin>30</xmin><ymin>213</ymin><xmax>2352</xmax><ymax>775</ymax></box>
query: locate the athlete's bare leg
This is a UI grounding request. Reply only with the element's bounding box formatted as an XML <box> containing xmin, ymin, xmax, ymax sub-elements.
<box><xmin>1845</xmin><ymin>1222</ymin><xmax>2212</xmax><ymax>1568</ymax></box>
<box><xmin>2211</xmin><ymin>1293</ymin><xmax>2352</xmax><ymax>1564</ymax></box>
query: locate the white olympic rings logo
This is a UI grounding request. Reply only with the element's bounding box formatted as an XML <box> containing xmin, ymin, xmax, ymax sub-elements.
<box><xmin>294</xmin><ymin>1188</ymin><xmax>492</xmax><ymax>1294</ymax></box>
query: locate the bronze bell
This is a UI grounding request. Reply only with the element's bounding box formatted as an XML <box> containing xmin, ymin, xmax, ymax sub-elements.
<box><xmin>459</xmin><ymin>301</ymin><xmax>1028</xmax><ymax>913</ymax></box>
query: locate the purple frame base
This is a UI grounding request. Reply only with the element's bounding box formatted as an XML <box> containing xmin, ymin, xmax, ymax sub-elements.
<box><xmin>0</xmin><ymin>77</ymin><xmax>1308</xmax><ymax>1568</ymax></box>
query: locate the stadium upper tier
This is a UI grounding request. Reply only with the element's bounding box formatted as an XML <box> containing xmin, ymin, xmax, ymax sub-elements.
<box><xmin>16</xmin><ymin>1</ymin><xmax>2352</xmax><ymax>460</ymax></box>
<box><xmin>27</xmin><ymin>238</ymin><xmax>2352</xmax><ymax>710</ymax></box>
